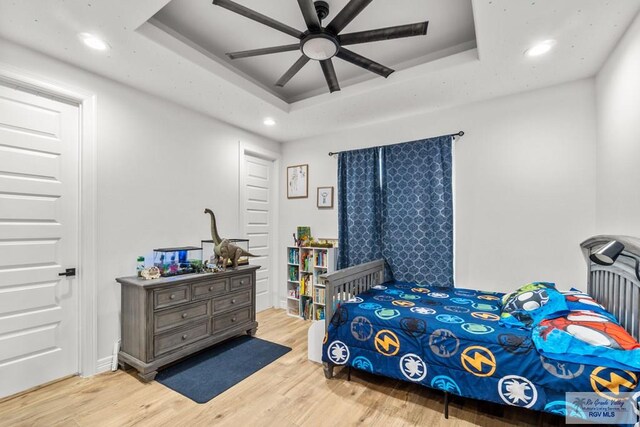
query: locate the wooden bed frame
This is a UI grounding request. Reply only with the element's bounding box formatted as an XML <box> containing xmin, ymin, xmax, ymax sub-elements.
<box><xmin>318</xmin><ymin>235</ymin><xmax>640</xmax><ymax>416</ymax></box>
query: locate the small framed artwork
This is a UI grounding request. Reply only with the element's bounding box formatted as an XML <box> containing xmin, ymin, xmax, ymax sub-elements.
<box><xmin>287</xmin><ymin>164</ymin><xmax>308</xmax><ymax>199</ymax></box>
<box><xmin>317</xmin><ymin>186</ymin><xmax>334</xmax><ymax>209</ymax></box>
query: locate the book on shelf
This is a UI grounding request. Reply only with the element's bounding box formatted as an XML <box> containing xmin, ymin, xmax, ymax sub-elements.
<box><xmin>288</xmin><ymin>247</ymin><xmax>299</xmax><ymax>264</ymax></box>
<box><xmin>297</xmin><ymin>226</ymin><xmax>311</xmax><ymax>241</ymax></box>
<box><xmin>288</xmin><ymin>287</ymin><xmax>299</xmax><ymax>299</ymax></box>
<box><xmin>301</xmin><ymin>251</ymin><xmax>312</xmax><ymax>272</ymax></box>
<box><xmin>301</xmin><ymin>296</ymin><xmax>313</xmax><ymax>320</ymax></box>
<box><xmin>314</xmin><ymin>287</ymin><xmax>325</xmax><ymax>303</ymax></box>
<box><xmin>288</xmin><ymin>265</ymin><xmax>298</xmax><ymax>281</ymax></box>
<box><xmin>300</xmin><ymin>273</ymin><xmax>313</xmax><ymax>297</ymax></box>
<box><xmin>315</xmin><ymin>306</ymin><xmax>325</xmax><ymax>320</ymax></box>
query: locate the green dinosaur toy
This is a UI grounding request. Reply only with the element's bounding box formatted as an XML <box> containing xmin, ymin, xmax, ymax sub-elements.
<box><xmin>204</xmin><ymin>208</ymin><xmax>256</xmax><ymax>269</ymax></box>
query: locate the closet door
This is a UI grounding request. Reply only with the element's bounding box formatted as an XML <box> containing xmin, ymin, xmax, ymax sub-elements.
<box><xmin>241</xmin><ymin>153</ymin><xmax>274</xmax><ymax>312</ymax></box>
<box><xmin>0</xmin><ymin>84</ymin><xmax>80</xmax><ymax>398</ymax></box>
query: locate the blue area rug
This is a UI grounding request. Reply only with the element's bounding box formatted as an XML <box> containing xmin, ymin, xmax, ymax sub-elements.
<box><xmin>156</xmin><ymin>335</ymin><xmax>291</xmax><ymax>403</ymax></box>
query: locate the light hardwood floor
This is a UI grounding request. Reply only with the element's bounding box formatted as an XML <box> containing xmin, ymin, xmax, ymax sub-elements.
<box><xmin>0</xmin><ymin>309</ymin><xmax>564</xmax><ymax>427</ymax></box>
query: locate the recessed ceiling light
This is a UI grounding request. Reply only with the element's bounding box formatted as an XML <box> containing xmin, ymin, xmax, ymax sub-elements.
<box><xmin>78</xmin><ymin>33</ymin><xmax>109</xmax><ymax>51</ymax></box>
<box><xmin>525</xmin><ymin>40</ymin><xmax>556</xmax><ymax>57</ymax></box>
<box><xmin>263</xmin><ymin>118</ymin><xmax>276</xmax><ymax>126</ymax></box>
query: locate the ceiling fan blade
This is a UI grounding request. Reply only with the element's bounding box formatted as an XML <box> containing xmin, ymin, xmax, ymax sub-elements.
<box><xmin>227</xmin><ymin>44</ymin><xmax>300</xmax><ymax>59</ymax></box>
<box><xmin>320</xmin><ymin>59</ymin><xmax>340</xmax><ymax>93</ymax></box>
<box><xmin>326</xmin><ymin>0</ymin><xmax>374</xmax><ymax>35</ymax></box>
<box><xmin>339</xmin><ymin>22</ymin><xmax>429</xmax><ymax>45</ymax></box>
<box><xmin>212</xmin><ymin>0</ymin><xmax>304</xmax><ymax>39</ymax></box>
<box><xmin>276</xmin><ymin>56</ymin><xmax>310</xmax><ymax>87</ymax></box>
<box><xmin>297</xmin><ymin>0</ymin><xmax>321</xmax><ymax>31</ymax></box>
<box><xmin>336</xmin><ymin>48</ymin><xmax>394</xmax><ymax>78</ymax></box>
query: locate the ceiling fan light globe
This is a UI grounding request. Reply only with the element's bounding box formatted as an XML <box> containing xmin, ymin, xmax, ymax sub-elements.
<box><xmin>302</xmin><ymin>36</ymin><xmax>338</xmax><ymax>60</ymax></box>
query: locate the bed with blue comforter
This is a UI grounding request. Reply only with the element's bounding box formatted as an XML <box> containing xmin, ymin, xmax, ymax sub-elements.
<box><xmin>322</xmin><ymin>281</ymin><xmax>640</xmax><ymax>418</ymax></box>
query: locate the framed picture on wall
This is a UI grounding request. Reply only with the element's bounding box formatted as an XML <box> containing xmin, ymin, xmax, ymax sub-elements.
<box><xmin>317</xmin><ymin>186</ymin><xmax>334</xmax><ymax>209</ymax></box>
<box><xmin>287</xmin><ymin>164</ymin><xmax>308</xmax><ymax>199</ymax></box>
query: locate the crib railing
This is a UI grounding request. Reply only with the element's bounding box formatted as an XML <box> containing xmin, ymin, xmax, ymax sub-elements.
<box><xmin>319</xmin><ymin>259</ymin><xmax>385</xmax><ymax>331</ymax></box>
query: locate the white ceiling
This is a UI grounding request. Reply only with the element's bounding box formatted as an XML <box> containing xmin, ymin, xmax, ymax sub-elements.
<box><xmin>150</xmin><ymin>0</ymin><xmax>477</xmax><ymax>103</ymax></box>
<box><xmin>0</xmin><ymin>1</ymin><xmax>639</xmax><ymax>143</ymax></box>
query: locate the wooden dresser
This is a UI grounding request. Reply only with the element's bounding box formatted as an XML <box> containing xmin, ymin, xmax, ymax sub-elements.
<box><xmin>116</xmin><ymin>265</ymin><xmax>259</xmax><ymax>381</ymax></box>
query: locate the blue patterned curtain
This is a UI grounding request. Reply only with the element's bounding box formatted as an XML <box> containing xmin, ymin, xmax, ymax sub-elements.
<box><xmin>337</xmin><ymin>147</ymin><xmax>383</xmax><ymax>269</ymax></box>
<box><xmin>381</xmin><ymin>137</ymin><xmax>453</xmax><ymax>285</ymax></box>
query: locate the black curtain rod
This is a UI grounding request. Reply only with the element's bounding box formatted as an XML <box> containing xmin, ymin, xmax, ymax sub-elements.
<box><xmin>327</xmin><ymin>131</ymin><xmax>465</xmax><ymax>156</ymax></box>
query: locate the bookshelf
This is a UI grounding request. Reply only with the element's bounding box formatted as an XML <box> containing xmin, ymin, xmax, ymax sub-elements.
<box><xmin>286</xmin><ymin>246</ymin><xmax>336</xmax><ymax>320</ymax></box>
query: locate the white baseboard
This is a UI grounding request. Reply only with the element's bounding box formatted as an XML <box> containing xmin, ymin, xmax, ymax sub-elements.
<box><xmin>96</xmin><ymin>357</ymin><xmax>113</xmax><ymax>374</ymax></box>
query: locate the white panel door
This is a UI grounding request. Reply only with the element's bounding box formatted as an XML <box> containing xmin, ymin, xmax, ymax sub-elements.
<box><xmin>242</xmin><ymin>154</ymin><xmax>273</xmax><ymax>312</ymax></box>
<box><xmin>0</xmin><ymin>84</ymin><xmax>79</xmax><ymax>398</ymax></box>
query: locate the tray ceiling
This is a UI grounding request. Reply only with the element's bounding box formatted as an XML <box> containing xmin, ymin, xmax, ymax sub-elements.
<box><xmin>150</xmin><ymin>0</ymin><xmax>477</xmax><ymax>103</ymax></box>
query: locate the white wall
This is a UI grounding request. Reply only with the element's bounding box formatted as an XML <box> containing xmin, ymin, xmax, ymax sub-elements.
<box><xmin>596</xmin><ymin>12</ymin><xmax>640</xmax><ymax>237</ymax></box>
<box><xmin>0</xmin><ymin>39</ymin><xmax>280</xmax><ymax>369</ymax></box>
<box><xmin>279</xmin><ymin>79</ymin><xmax>597</xmax><ymax>297</ymax></box>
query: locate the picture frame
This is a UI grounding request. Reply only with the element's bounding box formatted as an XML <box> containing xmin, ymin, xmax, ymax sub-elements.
<box><xmin>317</xmin><ymin>186</ymin><xmax>334</xmax><ymax>209</ymax></box>
<box><xmin>287</xmin><ymin>164</ymin><xmax>308</xmax><ymax>199</ymax></box>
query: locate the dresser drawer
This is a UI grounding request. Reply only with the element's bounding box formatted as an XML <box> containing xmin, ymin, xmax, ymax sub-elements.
<box><xmin>154</xmin><ymin>285</ymin><xmax>190</xmax><ymax>310</ymax></box>
<box><xmin>212</xmin><ymin>289</ymin><xmax>252</xmax><ymax>314</ymax></box>
<box><xmin>154</xmin><ymin>321</ymin><xmax>209</xmax><ymax>358</ymax></box>
<box><xmin>212</xmin><ymin>307</ymin><xmax>252</xmax><ymax>333</ymax></box>
<box><xmin>192</xmin><ymin>278</ymin><xmax>229</xmax><ymax>300</ymax></box>
<box><xmin>230</xmin><ymin>274</ymin><xmax>252</xmax><ymax>291</ymax></box>
<box><xmin>154</xmin><ymin>301</ymin><xmax>209</xmax><ymax>333</ymax></box>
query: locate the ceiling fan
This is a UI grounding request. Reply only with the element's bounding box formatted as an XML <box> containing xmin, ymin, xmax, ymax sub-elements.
<box><xmin>211</xmin><ymin>0</ymin><xmax>429</xmax><ymax>93</ymax></box>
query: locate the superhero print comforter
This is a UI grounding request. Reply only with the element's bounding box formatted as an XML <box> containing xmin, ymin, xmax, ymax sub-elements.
<box><xmin>322</xmin><ymin>281</ymin><xmax>640</xmax><ymax>416</ymax></box>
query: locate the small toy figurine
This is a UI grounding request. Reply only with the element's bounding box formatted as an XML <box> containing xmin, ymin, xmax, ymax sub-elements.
<box><xmin>140</xmin><ymin>266</ymin><xmax>161</xmax><ymax>280</ymax></box>
<box><xmin>205</xmin><ymin>255</ymin><xmax>221</xmax><ymax>273</ymax></box>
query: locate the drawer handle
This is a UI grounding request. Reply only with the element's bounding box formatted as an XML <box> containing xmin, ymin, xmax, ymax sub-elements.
<box><xmin>182</xmin><ymin>334</ymin><xmax>188</xmax><ymax>340</ymax></box>
<box><xmin>170</xmin><ymin>294</ymin><xmax>176</xmax><ymax>300</ymax></box>
<box><xmin>240</xmin><ymin>280</ymin><xmax>246</xmax><ymax>285</ymax></box>
<box><xmin>231</xmin><ymin>317</ymin><xmax>237</xmax><ymax>322</ymax></box>
<box><xmin>182</xmin><ymin>313</ymin><xmax>188</xmax><ymax>319</ymax></box>
<box><xmin>231</xmin><ymin>299</ymin><xmax>236</xmax><ymax>304</ymax></box>
<box><xmin>209</xmin><ymin>286</ymin><xmax>214</xmax><ymax>291</ymax></box>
